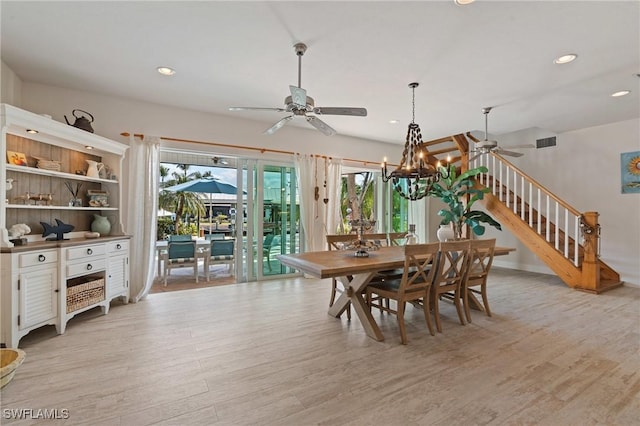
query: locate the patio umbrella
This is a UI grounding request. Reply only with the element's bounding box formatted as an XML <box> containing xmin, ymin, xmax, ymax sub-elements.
<box><xmin>164</xmin><ymin>178</ymin><xmax>240</xmax><ymax>234</ymax></box>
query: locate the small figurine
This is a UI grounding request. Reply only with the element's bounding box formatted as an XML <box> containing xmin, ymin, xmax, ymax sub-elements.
<box><xmin>41</xmin><ymin>219</ymin><xmax>75</xmax><ymax>241</ymax></box>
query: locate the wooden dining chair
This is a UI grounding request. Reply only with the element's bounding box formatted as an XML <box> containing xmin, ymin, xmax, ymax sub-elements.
<box><xmin>363</xmin><ymin>233</ymin><xmax>403</xmax><ymax>304</ymax></box>
<box><xmin>360</xmin><ymin>232</ymin><xmax>397</xmax><ymax>312</ymax></box>
<box><xmin>163</xmin><ymin>240</ymin><xmax>198</xmax><ymax>286</ymax></box>
<box><xmin>326</xmin><ymin>234</ymin><xmax>359</xmax><ymax>320</ymax></box>
<box><xmin>366</xmin><ymin>243</ymin><xmax>439</xmax><ymax>344</ymax></box>
<box><xmin>431</xmin><ymin>240</ymin><xmax>471</xmax><ymax>332</ymax></box>
<box><xmin>362</xmin><ymin>232</ymin><xmax>389</xmax><ymax>247</ymax></box>
<box><xmin>462</xmin><ymin>238</ymin><xmax>496</xmax><ymax>323</ymax></box>
<box><xmin>387</xmin><ymin>232</ymin><xmax>407</xmax><ymax>246</ymax></box>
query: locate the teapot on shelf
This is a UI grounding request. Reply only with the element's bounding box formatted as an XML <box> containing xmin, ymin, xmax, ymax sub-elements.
<box><xmin>85</xmin><ymin>160</ymin><xmax>105</xmax><ymax>178</ymax></box>
<box><xmin>64</xmin><ymin>109</ymin><xmax>94</xmax><ymax>133</ymax></box>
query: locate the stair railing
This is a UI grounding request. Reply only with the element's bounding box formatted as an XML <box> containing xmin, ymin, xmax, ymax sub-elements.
<box><xmin>471</xmin><ymin>153</ymin><xmax>592</xmax><ymax>267</ymax></box>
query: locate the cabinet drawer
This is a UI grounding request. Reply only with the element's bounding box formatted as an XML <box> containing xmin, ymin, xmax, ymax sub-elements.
<box><xmin>106</xmin><ymin>240</ymin><xmax>129</xmax><ymax>254</ymax></box>
<box><xmin>19</xmin><ymin>250</ymin><xmax>58</xmax><ymax>268</ymax></box>
<box><xmin>67</xmin><ymin>258</ymin><xmax>106</xmax><ymax>278</ymax></box>
<box><xmin>66</xmin><ymin>244</ymin><xmax>105</xmax><ymax>261</ymax></box>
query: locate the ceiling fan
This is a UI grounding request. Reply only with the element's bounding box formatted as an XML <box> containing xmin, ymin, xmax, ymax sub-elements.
<box><xmin>469</xmin><ymin>107</ymin><xmax>534</xmax><ymax>161</ymax></box>
<box><xmin>229</xmin><ymin>43</ymin><xmax>367</xmax><ymax>136</ymax></box>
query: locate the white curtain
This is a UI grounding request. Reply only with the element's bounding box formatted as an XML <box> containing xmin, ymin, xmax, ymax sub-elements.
<box><xmin>408</xmin><ymin>197</ymin><xmax>428</xmax><ymax>243</ymax></box>
<box><xmin>123</xmin><ymin>135</ymin><xmax>160</xmax><ymax>301</ymax></box>
<box><xmin>295</xmin><ymin>155</ymin><xmax>343</xmax><ymax>252</ymax></box>
<box><xmin>325</xmin><ymin>157</ymin><xmax>343</xmax><ymax>236</ymax></box>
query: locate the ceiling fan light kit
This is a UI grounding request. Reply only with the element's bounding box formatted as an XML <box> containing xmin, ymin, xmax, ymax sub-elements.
<box><xmin>381</xmin><ymin>82</ymin><xmax>446</xmax><ymax>201</ymax></box>
<box><xmin>229</xmin><ymin>42</ymin><xmax>367</xmax><ymax>136</ymax></box>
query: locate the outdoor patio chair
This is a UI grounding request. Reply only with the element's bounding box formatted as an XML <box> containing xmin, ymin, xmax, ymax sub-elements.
<box><xmin>263</xmin><ymin>234</ymin><xmax>280</xmax><ymax>272</ymax></box>
<box><xmin>205</xmin><ymin>239</ymin><xmax>235</xmax><ymax>280</ymax></box>
<box><xmin>163</xmin><ymin>240</ymin><xmax>198</xmax><ymax>286</ymax></box>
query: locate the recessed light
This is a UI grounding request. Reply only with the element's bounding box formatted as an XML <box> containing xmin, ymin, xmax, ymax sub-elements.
<box><xmin>389</xmin><ymin>119</ymin><xmax>399</xmax><ymax>124</ymax></box>
<box><xmin>611</xmin><ymin>90</ymin><xmax>631</xmax><ymax>97</ymax></box>
<box><xmin>157</xmin><ymin>66</ymin><xmax>176</xmax><ymax>76</ymax></box>
<box><xmin>85</xmin><ymin>146</ymin><xmax>94</xmax><ymax>150</ymax></box>
<box><xmin>26</xmin><ymin>129</ymin><xmax>38</xmax><ymax>134</ymax></box>
<box><xmin>454</xmin><ymin>0</ymin><xmax>475</xmax><ymax>5</ymax></box>
<box><xmin>554</xmin><ymin>54</ymin><xmax>577</xmax><ymax>64</ymax></box>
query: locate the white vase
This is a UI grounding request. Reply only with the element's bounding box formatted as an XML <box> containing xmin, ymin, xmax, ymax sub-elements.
<box><xmin>437</xmin><ymin>224</ymin><xmax>455</xmax><ymax>242</ymax></box>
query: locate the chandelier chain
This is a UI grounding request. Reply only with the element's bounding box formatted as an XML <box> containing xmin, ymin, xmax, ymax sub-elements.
<box><xmin>412</xmin><ymin>85</ymin><xmax>416</xmax><ymax>124</ymax></box>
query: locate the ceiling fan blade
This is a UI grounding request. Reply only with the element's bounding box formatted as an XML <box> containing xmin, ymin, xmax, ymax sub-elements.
<box><xmin>306</xmin><ymin>116</ymin><xmax>336</xmax><ymax>136</ymax></box>
<box><xmin>501</xmin><ymin>143</ymin><xmax>535</xmax><ymax>149</ymax></box>
<box><xmin>312</xmin><ymin>107</ymin><xmax>367</xmax><ymax>117</ymax></box>
<box><xmin>229</xmin><ymin>106</ymin><xmax>286</xmax><ymax>112</ymax></box>
<box><xmin>468</xmin><ymin>152</ymin><xmax>483</xmax><ymax>162</ymax></box>
<box><xmin>494</xmin><ymin>148</ymin><xmax>525</xmax><ymax>157</ymax></box>
<box><xmin>264</xmin><ymin>115</ymin><xmax>294</xmax><ymax>135</ymax></box>
<box><xmin>289</xmin><ymin>85</ymin><xmax>307</xmax><ymax>108</ymax></box>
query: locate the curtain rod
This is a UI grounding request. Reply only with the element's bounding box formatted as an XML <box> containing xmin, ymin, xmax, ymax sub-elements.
<box><xmin>120</xmin><ymin>132</ymin><xmax>388</xmax><ymax>167</ymax></box>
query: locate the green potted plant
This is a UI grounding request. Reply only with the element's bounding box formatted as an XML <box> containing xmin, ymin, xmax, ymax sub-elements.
<box><xmin>428</xmin><ymin>164</ymin><xmax>502</xmax><ymax>239</ymax></box>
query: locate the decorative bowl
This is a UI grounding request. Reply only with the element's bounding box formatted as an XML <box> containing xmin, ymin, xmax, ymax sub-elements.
<box><xmin>0</xmin><ymin>348</ymin><xmax>26</xmax><ymax>389</ymax></box>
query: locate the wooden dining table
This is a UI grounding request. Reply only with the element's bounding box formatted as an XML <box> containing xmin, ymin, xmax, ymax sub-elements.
<box><xmin>277</xmin><ymin>244</ymin><xmax>515</xmax><ymax>341</ymax></box>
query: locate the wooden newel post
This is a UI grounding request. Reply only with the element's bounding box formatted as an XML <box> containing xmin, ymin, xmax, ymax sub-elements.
<box><xmin>580</xmin><ymin>211</ymin><xmax>600</xmax><ymax>292</ymax></box>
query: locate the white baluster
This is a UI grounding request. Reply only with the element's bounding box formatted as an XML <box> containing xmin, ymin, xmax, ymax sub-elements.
<box><xmin>545</xmin><ymin>195</ymin><xmax>550</xmax><ymax>242</ymax></box>
<box><xmin>564</xmin><ymin>210</ymin><xmax>569</xmax><ymax>258</ymax></box>
<box><xmin>574</xmin><ymin>215</ymin><xmax>580</xmax><ymax>266</ymax></box>
<box><xmin>528</xmin><ymin>181</ymin><xmax>533</xmax><ymax>227</ymax></box>
<box><xmin>554</xmin><ymin>202</ymin><xmax>559</xmax><ymax>250</ymax></box>
<box><xmin>537</xmin><ymin>189</ymin><xmax>541</xmax><ymax>235</ymax></box>
<box><xmin>521</xmin><ymin>175</ymin><xmax>525</xmax><ymax>220</ymax></box>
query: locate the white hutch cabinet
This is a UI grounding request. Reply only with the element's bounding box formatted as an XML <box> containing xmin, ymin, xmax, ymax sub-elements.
<box><xmin>0</xmin><ymin>104</ymin><xmax>131</xmax><ymax>348</ymax></box>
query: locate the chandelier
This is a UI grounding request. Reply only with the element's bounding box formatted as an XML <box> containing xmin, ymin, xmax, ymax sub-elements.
<box><xmin>381</xmin><ymin>82</ymin><xmax>444</xmax><ymax>201</ymax></box>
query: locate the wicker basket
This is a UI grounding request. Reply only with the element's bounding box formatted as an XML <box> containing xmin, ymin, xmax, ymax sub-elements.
<box><xmin>66</xmin><ymin>276</ymin><xmax>105</xmax><ymax>313</ymax></box>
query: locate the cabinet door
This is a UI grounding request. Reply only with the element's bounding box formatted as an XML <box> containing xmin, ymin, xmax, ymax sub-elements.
<box><xmin>106</xmin><ymin>255</ymin><xmax>128</xmax><ymax>298</ymax></box>
<box><xmin>19</xmin><ymin>267</ymin><xmax>58</xmax><ymax>330</ymax></box>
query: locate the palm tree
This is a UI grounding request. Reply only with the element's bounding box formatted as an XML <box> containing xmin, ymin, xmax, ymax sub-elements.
<box><xmin>158</xmin><ymin>164</ymin><xmax>206</xmax><ymax>233</ymax></box>
<box><xmin>159</xmin><ymin>165</ymin><xmax>169</xmax><ymax>184</ymax></box>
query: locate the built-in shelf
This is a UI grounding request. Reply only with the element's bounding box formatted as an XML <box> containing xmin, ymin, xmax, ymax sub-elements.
<box><xmin>6</xmin><ymin>204</ymin><xmax>118</xmax><ymax>211</ymax></box>
<box><xmin>6</xmin><ymin>164</ymin><xmax>119</xmax><ymax>184</ymax></box>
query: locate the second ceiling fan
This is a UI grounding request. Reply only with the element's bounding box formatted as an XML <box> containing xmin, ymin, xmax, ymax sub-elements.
<box><xmin>469</xmin><ymin>107</ymin><xmax>534</xmax><ymax>161</ymax></box>
<box><xmin>229</xmin><ymin>43</ymin><xmax>367</xmax><ymax>136</ymax></box>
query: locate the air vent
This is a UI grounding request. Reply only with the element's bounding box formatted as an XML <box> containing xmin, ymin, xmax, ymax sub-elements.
<box><xmin>536</xmin><ymin>136</ymin><xmax>556</xmax><ymax>149</ymax></box>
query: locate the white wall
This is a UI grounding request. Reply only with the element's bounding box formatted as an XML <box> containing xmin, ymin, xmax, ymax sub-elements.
<box><xmin>8</xmin><ymin>78</ymin><xmax>640</xmax><ymax>286</ymax></box>
<box><xmin>1</xmin><ymin>61</ymin><xmax>22</xmax><ymax>106</ymax></box>
<box><xmin>483</xmin><ymin>120</ymin><xmax>640</xmax><ymax>286</ymax></box>
<box><xmin>19</xmin><ymin>82</ymin><xmax>397</xmax><ymax>164</ymax></box>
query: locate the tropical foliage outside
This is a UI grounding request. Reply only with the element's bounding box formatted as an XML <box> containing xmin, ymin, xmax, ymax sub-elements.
<box><xmin>158</xmin><ymin>164</ymin><xmax>208</xmax><ymax>234</ymax></box>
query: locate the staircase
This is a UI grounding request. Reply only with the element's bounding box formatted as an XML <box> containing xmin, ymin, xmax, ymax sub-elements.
<box><xmin>419</xmin><ymin>133</ymin><xmax>622</xmax><ymax>294</ymax></box>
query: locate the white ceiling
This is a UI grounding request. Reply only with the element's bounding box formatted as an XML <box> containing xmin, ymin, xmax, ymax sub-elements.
<box><xmin>1</xmin><ymin>1</ymin><xmax>639</xmax><ymax>144</ymax></box>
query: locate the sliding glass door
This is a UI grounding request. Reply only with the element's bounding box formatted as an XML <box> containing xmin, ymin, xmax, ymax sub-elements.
<box><xmin>239</xmin><ymin>159</ymin><xmax>300</xmax><ymax>281</ymax></box>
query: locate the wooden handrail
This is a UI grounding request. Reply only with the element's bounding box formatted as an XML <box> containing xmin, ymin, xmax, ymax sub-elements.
<box><xmin>467</xmin><ymin>130</ymin><xmax>580</xmax><ymax>216</ymax></box>
<box><xmin>487</xmin><ymin>153</ymin><xmax>582</xmax><ymax>217</ymax></box>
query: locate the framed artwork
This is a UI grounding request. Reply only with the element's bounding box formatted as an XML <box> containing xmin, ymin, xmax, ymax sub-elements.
<box><xmin>620</xmin><ymin>151</ymin><xmax>640</xmax><ymax>194</ymax></box>
<box><xmin>6</xmin><ymin>151</ymin><xmax>28</xmax><ymax>166</ymax></box>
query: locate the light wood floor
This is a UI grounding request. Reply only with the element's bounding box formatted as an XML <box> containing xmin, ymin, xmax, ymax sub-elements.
<box><xmin>2</xmin><ymin>268</ymin><xmax>638</xmax><ymax>425</ymax></box>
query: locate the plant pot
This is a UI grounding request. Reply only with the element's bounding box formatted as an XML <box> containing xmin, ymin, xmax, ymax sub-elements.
<box><xmin>437</xmin><ymin>224</ymin><xmax>455</xmax><ymax>242</ymax></box>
